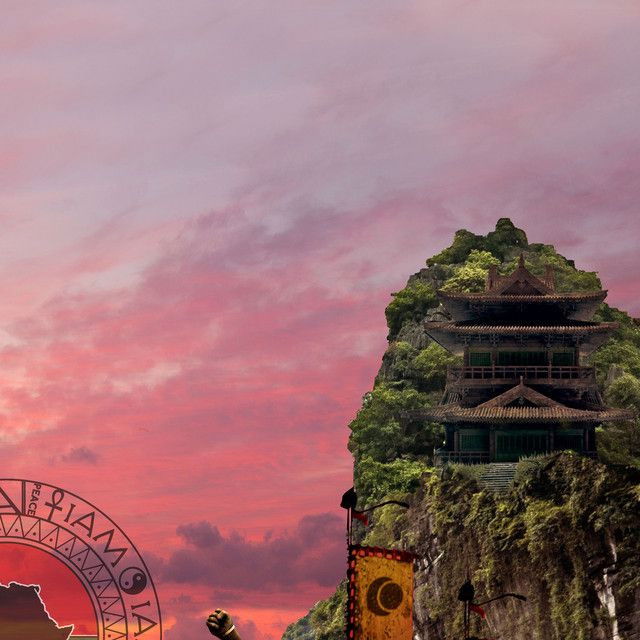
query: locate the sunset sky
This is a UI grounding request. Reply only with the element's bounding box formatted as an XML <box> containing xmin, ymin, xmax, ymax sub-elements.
<box><xmin>1</xmin><ymin>2</ymin><xmax>640</xmax><ymax>639</ymax></box>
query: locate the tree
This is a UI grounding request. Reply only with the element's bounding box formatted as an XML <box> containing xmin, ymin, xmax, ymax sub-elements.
<box><xmin>385</xmin><ymin>281</ymin><xmax>437</xmax><ymax>339</ymax></box>
<box><xmin>440</xmin><ymin>250</ymin><xmax>500</xmax><ymax>293</ymax></box>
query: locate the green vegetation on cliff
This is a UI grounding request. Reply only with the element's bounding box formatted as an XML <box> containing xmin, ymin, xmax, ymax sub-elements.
<box><xmin>283</xmin><ymin>584</ymin><xmax>348</xmax><ymax>640</ymax></box>
<box><xmin>282</xmin><ymin>219</ymin><xmax>640</xmax><ymax>640</ymax></box>
<box><xmin>349</xmin><ymin>218</ymin><xmax>640</xmax><ymax>477</ymax></box>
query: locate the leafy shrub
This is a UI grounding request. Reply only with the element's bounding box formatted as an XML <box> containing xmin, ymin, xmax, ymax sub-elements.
<box><xmin>410</xmin><ymin>342</ymin><xmax>461</xmax><ymax>391</ymax></box>
<box><xmin>594</xmin><ymin>304</ymin><xmax>640</xmax><ymax>347</ymax></box>
<box><xmin>484</xmin><ymin>217</ymin><xmax>529</xmax><ymax>260</ymax></box>
<box><xmin>281</xmin><ymin>582</ymin><xmax>347</xmax><ymax>640</ymax></box>
<box><xmin>440</xmin><ymin>249</ymin><xmax>501</xmax><ymax>293</ymax></box>
<box><xmin>414</xmin><ymin>454</ymin><xmax>640</xmax><ymax>639</ymax></box>
<box><xmin>382</xmin><ymin>341</ymin><xmax>460</xmax><ymax>393</ymax></box>
<box><xmin>354</xmin><ymin>455</ymin><xmax>431</xmax><ymax>506</ymax></box>
<box><xmin>589</xmin><ymin>340</ymin><xmax>640</xmax><ymax>383</ymax></box>
<box><xmin>426</xmin><ymin>229</ymin><xmax>485</xmax><ymax>265</ymax></box>
<box><xmin>348</xmin><ymin>385</ymin><xmax>439</xmax><ymax>463</ymax></box>
<box><xmin>605</xmin><ymin>372</ymin><xmax>640</xmax><ymax>409</ymax></box>
<box><xmin>385</xmin><ymin>281</ymin><xmax>437</xmax><ymax>339</ymax></box>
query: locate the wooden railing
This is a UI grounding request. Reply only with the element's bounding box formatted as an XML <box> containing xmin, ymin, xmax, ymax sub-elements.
<box><xmin>434</xmin><ymin>449</ymin><xmax>597</xmax><ymax>466</ymax></box>
<box><xmin>434</xmin><ymin>451</ymin><xmax>490</xmax><ymax>465</ymax></box>
<box><xmin>447</xmin><ymin>365</ymin><xmax>595</xmax><ymax>382</ymax></box>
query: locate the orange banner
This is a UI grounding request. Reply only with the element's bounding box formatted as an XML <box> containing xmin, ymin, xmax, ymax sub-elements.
<box><xmin>347</xmin><ymin>546</ymin><xmax>414</xmax><ymax>640</ymax></box>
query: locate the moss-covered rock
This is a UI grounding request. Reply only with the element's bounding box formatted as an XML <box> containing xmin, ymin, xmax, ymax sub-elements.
<box><xmin>385</xmin><ymin>281</ymin><xmax>438</xmax><ymax>340</ymax></box>
<box><xmin>403</xmin><ymin>454</ymin><xmax>640</xmax><ymax>640</ymax></box>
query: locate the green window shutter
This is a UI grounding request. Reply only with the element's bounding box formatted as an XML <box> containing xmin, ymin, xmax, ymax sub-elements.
<box><xmin>552</xmin><ymin>351</ymin><xmax>574</xmax><ymax>366</ymax></box>
<box><xmin>555</xmin><ymin>429</ymin><xmax>583</xmax><ymax>451</ymax></box>
<box><xmin>497</xmin><ymin>351</ymin><xmax>547</xmax><ymax>366</ymax></box>
<box><xmin>459</xmin><ymin>430</ymin><xmax>489</xmax><ymax>451</ymax></box>
<box><xmin>496</xmin><ymin>430</ymin><xmax>548</xmax><ymax>459</ymax></box>
<box><xmin>469</xmin><ymin>352</ymin><xmax>491</xmax><ymax>366</ymax></box>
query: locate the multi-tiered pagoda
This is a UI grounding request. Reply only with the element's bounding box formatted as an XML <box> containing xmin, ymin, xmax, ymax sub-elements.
<box><xmin>424</xmin><ymin>256</ymin><xmax>634</xmax><ymax>464</ymax></box>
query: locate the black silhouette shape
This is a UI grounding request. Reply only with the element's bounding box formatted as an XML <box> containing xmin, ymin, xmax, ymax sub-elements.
<box><xmin>340</xmin><ymin>488</ymin><xmax>358</xmax><ymax>510</ymax></box>
<box><xmin>0</xmin><ymin>582</ymin><xmax>73</xmax><ymax>640</ymax></box>
<box><xmin>457</xmin><ymin>579</ymin><xmax>475</xmax><ymax>602</ymax></box>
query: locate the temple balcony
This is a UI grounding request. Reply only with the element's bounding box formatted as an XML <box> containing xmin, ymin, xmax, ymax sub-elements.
<box><xmin>447</xmin><ymin>365</ymin><xmax>596</xmax><ymax>387</ymax></box>
<box><xmin>434</xmin><ymin>450</ymin><xmax>490</xmax><ymax>465</ymax></box>
<box><xmin>434</xmin><ymin>449</ymin><xmax>597</xmax><ymax>466</ymax></box>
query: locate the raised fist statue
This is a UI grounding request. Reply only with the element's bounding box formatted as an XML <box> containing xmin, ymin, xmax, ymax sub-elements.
<box><xmin>206</xmin><ymin>609</ymin><xmax>242</xmax><ymax>640</ymax></box>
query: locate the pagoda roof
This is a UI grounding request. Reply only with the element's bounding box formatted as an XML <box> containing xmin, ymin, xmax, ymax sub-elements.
<box><xmin>437</xmin><ymin>287</ymin><xmax>607</xmax><ymax>323</ymax></box>
<box><xmin>423</xmin><ymin>383</ymin><xmax>634</xmax><ymax>423</ymax></box>
<box><xmin>425</xmin><ymin>321</ymin><xmax>617</xmax><ymax>335</ymax></box>
<box><xmin>438</xmin><ymin>290</ymin><xmax>607</xmax><ymax>304</ymax></box>
<box><xmin>477</xmin><ymin>380</ymin><xmax>561</xmax><ymax>408</ymax></box>
<box><xmin>424</xmin><ymin>405</ymin><xmax>634</xmax><ymax>423</ymax></box>
<box><xmin>424</xmin><ymin>321</ymin><xmax>617</xmax><ymax>355</ymax></box>
<box><xmin>488</xmin><ymin>254</ymin><xmax>554</xmax><ymax>295</ymax></box>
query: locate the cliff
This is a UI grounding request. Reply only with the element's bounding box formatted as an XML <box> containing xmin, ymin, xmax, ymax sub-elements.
<box><xmin>282</xmin><ymin>219</ymin><xmax>640</xmax><ymax>640</ymax></box>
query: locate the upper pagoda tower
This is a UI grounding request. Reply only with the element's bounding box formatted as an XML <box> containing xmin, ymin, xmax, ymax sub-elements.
<box><xmin>423</xmin><ymin>255</ymin><xmax>634</xmax><ymax>463</ymax></box>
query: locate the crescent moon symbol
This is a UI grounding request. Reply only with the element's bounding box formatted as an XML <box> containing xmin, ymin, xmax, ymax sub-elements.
<box><xmin>366</xmin><ymin>576</ymin><xmax>404</xmax><ymax>616</ymax></box>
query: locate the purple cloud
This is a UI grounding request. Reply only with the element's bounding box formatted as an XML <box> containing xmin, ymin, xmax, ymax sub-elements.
<box><xmin>59</xmin><ymin>446</ymin><xmax>100</xmax><ymax>464</ymax></box>
<box><xmin>164</xmin><ymin>514</ymin><xmax>345</xmax><ymax>591</ymax></box>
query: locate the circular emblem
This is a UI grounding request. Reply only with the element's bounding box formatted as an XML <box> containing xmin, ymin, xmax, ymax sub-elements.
<box><xmin>366</xmin><ymin>576</ymin><xmax>404</xmax><ymax>616</ymax></box>
<box><xmin>0</xmin><ymin>479</ymin><xmax>162</xmax><ymax>639</ymax></box>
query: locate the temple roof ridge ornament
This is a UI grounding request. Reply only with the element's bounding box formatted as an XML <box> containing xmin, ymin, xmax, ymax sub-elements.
<box><xmin>476</xmin><ymin>379</ymin><xmax>563</xmax><ymax>409</ymax></box>
<box><xmin>422</xmin><ymin>376</ymin><xmax>636</xmax><ymax>423</ymax></box>
<box><xmin>486</xmin><ymin>252</ymin><xmax>554</xmax><ymax>295</ymax></box>
<box><xmin>433</xmin><ymin>256</ymin><xmax>606</xmax><ymax>323</ymax></box>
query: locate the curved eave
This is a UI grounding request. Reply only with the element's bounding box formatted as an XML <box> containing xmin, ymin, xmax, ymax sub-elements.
<box><xmin>437</xmin><ymin>290</ymin><xmax>607</xmax><ymax>303</ymax></box>
<box><xmin>437</xmin><ymin>290</ymin><xmax>608</xmax><ymax>322</ymax></box>
<box><xmin>424</xmin><ymin>322</ymin><xmax>618</xmax><ymax>355</ymax></box>
<box><xmin>422</xmin><ymin>407</ymin><xmax>634</xmax><ymax>424</ymax></box>
<box><xmin>427</xmin><ymin>322</ymin><xmax>618</xmax><ymax>334</ymax></box>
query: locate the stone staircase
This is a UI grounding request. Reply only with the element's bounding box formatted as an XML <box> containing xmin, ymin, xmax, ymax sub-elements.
<box><xmin>479</xmin><ymin>463</ymin><xmax>518</xmax><ymax>492</ymax></box>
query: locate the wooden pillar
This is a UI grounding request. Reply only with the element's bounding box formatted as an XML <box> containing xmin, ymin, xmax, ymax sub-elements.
<box><xmin>445</xmin><ymin>425</ymin><xmax>454</xmax><ymax>450</ymax></box>
<box><xmin>454</xmin><ymin>427</ymin><xmax>460</xmax><ymax>454</ymax></box>
<box><xmin>548</xmin><ymin>427</ymin><xmax>555</xmax><ymax>454</ymax></box>
<box><xmin>489</xmin><ymin>426</ymin><xmax>496</xmax><ymax>462</ymax></box>
<box><xmin>583</xmin><ymin>427</ymin><xmax>588</xmax><ymax>453</ymax></box>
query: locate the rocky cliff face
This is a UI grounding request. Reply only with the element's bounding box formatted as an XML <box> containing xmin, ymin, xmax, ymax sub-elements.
<box><xmin>395</xmin><ymin>455</ymin><xmax>640</xmax><ymax>640</ymax></box>
<box><xmin>282</xmin><ymin>219</ymin><xmax>640</xmax><ymax>640</ymax></box>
